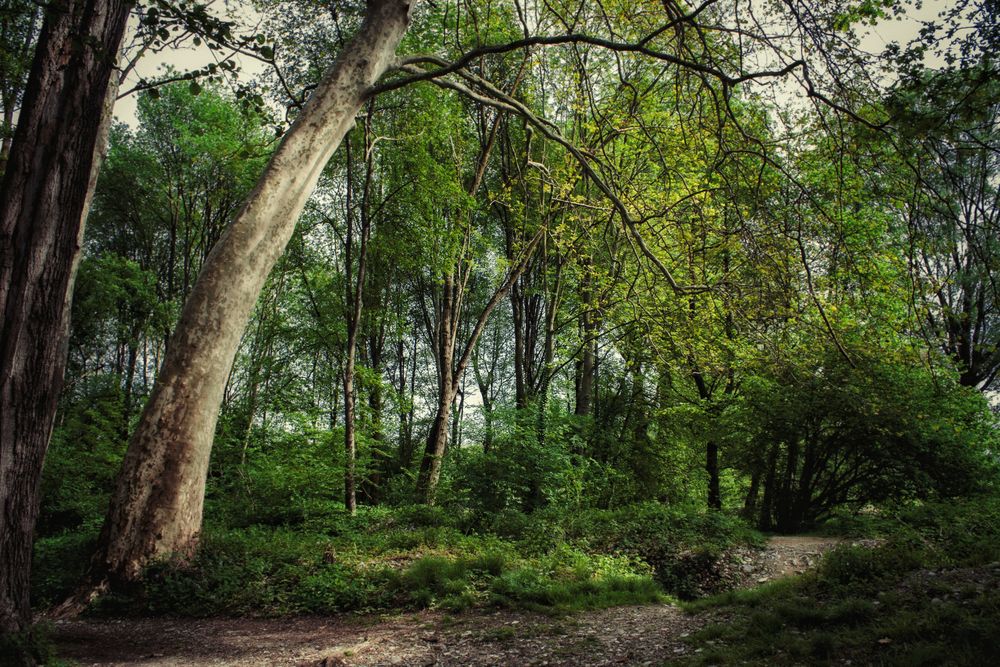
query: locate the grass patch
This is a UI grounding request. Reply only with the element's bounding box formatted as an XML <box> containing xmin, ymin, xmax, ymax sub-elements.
<box><xmin>38</xmin><ymin>502</ymin><xmax>739</xmax><ymax>617</ymax></box>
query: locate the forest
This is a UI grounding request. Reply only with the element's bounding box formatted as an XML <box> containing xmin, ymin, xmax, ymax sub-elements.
<box><xmin>1</xmin><ymin>0</ymin><xmax>999</xmax><ymax>665</ymax></box>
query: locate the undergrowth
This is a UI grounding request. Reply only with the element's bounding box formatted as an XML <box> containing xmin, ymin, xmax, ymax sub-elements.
<box><xmin>679</xmin><ymin>495</ymin><xmax>1000</xmax><ymax>666</ymax></box>
<box><xmin>32</xmin><ymin>501</ymin><xmax>754</xmax><ymax>616</ymax></box>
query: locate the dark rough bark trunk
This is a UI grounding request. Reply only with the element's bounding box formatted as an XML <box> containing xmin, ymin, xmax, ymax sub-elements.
<box><xmin>706</xmin><ymin>440</ymin><xmax>721</xmax><ymax>510</ymax></box>
<box><xmin>691</xmin><ymin>370</ymin><xmax>722</xmax><ymax>511</ymax></box>
<box><xmin>416</xmin><ymin>390</ymin><xmax>454</xmax><ymax>505</ymax></box>
<box><xmin>758</xmin><ymin>444</ymin><xmax>780</xmax><ymax>531</ymax></box>
<box><xmin>512</xmin><ymin>282</ymin><xmax>528</xmax><ymax>409</ymax></box>
<box><xmin>0</xmin><ymin>4</ymin><xmax>40</xmax><ymax>179</ymax></box>
<box><xmin>82</xmin><ymin>0</ymin><xmax>413</xmax><ymax>591</ymax></box>
<box><xmin>743</xmin><ymin>468</ymin><xmax>761</xmax><ymax>522</ymax></box>
<box><xmin>0</xmin><ymin>0</ymin><xmax>129</xmax><ymax>649</ymax></box>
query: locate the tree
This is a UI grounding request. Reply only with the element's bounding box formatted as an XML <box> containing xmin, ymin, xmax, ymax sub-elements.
<box><xmin>77</xmin><ymin>83</ymin><xmax>271</xmax><ymax>430</ymax></box>
<box><xmin>0</xmin><ymin>0</ymin><xmax>130</xmax><ymax>655</ymax></box>
<box><xmin>85</xmin><ymin>0</ymin><xmax>413</xmax><ymax>589</ymax></box>
<box><xmin>890</xmin><ymin>67</ymin><xmax>1000</xmax><ymax>390</ymax></box>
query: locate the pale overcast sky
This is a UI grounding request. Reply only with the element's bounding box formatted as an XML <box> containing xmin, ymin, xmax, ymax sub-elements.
<box><xmin>111</xmin><ymin>0</ymin><xmax>960</xmax><ymax>127</ymax></box>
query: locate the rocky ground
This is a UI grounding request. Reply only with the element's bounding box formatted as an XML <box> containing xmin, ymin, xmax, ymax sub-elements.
<box><xmin>51</xmin><ymin>536</ymin><xmax>853</xmax><ymax>667</ymax></box>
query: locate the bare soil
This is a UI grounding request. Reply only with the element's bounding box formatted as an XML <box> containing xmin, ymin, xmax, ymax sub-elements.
<box><xmin>51</xmin><ymin>536</ymin><xmax>851</xmax><ymax>667</ymax></box>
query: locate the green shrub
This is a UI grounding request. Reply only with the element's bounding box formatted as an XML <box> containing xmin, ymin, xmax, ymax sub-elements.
<box><xmin>31</xmin><ymin>527</ymin><xmax>99</xmax><ymax>608</ymax></box>
<box><xmin>558</xmin><ymin>502</ymin><xmax>760</xmax><ymax>598</ymax></box>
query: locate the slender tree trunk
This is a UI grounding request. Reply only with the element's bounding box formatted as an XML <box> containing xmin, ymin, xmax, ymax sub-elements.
<box><xmin>415</xmin><ymin>228</ymin><xmax>545</xmax><ymax>504</ymax></box>
<box><xmin>575</xmin><ymin>264</ymin><xmax>595</xmax><ymax>417</ymax></box>
<box><xmin>400</xmin><ymin>333</ymin><xmax>418</xmax><ymax>469</ymax></box>
<box><xmin>706</xmin><ymin>440</ymin><xmax>721</xmax><ymax>510</ymax></box>
<box><xmin>0</xmin><ymin>5</ymin><xmax>39</xmax><ymax>178</ymax></box>
<box><xmin>121</xmin><ymin>339</ymin><xmax>139</xmax><ymax>439</ymax></box>
<box><xmin>342</xmin><ymin>134</ymin><xmax>364</xmax><ymax>516</ymax></box>
<box><xmin>416</xmin><ymin>273</ymin><xmax>456</xmax><ymax>503</ymax></box>
<box><xmin>395</xmin><ymin>336</ymin><xmax>408</xmax><ymax>468</ymax></box>
<box><xmin>416</xmin><ymin>391</ymin><xmax>455</xmax><ymax>503</ymax></box>
<box><xmin>83</xmin><ymin>0</ymin><xmax>412</xmax><ymax>589</ymax></box>
<box><xmin>343</xmin><ymin>365</ymin><xmax>358</xmax><ymax>513</ymax></box>
<box><xmin>0</xmin><ymin>107</ymin><xmax>14</xmax><ymax>174</ymax></box>
<box><xmin>759</xmin><ymin>444</ymin><xmax>780</xmax><ymax>531</ymax></box>
<box><xmin>743</xmin><ymin>469</ymin><xmax>761</xmax><ymax>521</ymax></box>
<box><xmin>473</xmin><ymin>337</ymin><xmax>497</xmax><ymax>454</ymax></box>
<box><xmin>512</xmin><ymin>281</ymin><xmax>528</xmax><ymax>409</ymax></box>
<box><xmin>0</xmin><ymin>0</ymin><xmax>128</xmax><ymax>649</ymax></box>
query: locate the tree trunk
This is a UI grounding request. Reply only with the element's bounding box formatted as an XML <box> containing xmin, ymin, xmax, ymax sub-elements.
<box><xmin>706</xmin><ymin>440</ymin><xmax>721</xmax><ymax>510</ymax></box>
<box><xmin>343</xmin><ymin>365</ymin><xmax>358</xmax><ymax>513</ymax></box>
<box><xmin>0</xmin><ymin>0</ymin><xmax>129</xmax><ymax>650</ymax></box>
<box><xmin>342</xmin><ymin>132</ymin><xmax>366</xmax><ymax>516</ymax></box>
<box><xmin>416</xmin><ymin>269</ymin><xmax>456</xmax><ymax>504</ymax></box>
<box><xmin>743</xmin><ymin>468</ymin><xmax>761</xmax><ymax>522</ymax></box>
<box><xmin>87</xmin><ymin>0</ymin><xmax>412</xmax><ymax>587</ymax></box>
<box><xmin>414</xmin><ymin>229</ymin><xmax>543</xmax><ymax>504</ymax></box>
<box><xmin>575</xmin><ymin>264</ymin><xmax>594</xmax><ymax>417</ymax></box>
<box><xmin>415</xmin><ymin>390</ymin><xmax>455</xmax><ymax>505</ymax></box>
<box><xmin>758</xmin><ymin>444</ymin><xmax>780</xmax><ymax>531</ymax></box>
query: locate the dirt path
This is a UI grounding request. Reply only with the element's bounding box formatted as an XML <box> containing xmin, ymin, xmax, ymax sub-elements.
<box><xmin>52</xmin><ymin>536</ymin><xmax>851</xmax><ymax>667</ymax></box>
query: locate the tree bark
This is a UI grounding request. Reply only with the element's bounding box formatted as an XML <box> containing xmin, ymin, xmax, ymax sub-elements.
<box><xmin>416</xmin><ymin>388</ymin><xmax>456</xmax><ymax>504</ymax></box>
<box><xmin>0</xmin><ymin>0</ymin><xmax>129</xmax><ymax>650</ymax></box>
<box><xmin>706</xmin><ymin>440</ymin><xmax>721</xmax><ymax>510</ymax></box>
<box><xmin>87</xmin><ymin>0</ymin><xmax>413</xmax><ymax>587</ymax></box>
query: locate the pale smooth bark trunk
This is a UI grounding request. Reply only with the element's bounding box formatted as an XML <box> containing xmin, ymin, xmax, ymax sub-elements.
<box><xmin>343</xmin><ymin>367</ymin><xmax>358</xmax><ymax>512</ymax></box>
<box><xmin>342</xmin><ymin>136</ymin><xmax>359</xmax><ymax>515</ymax></box>
<box><xmin>88</xmin><ymin>0</ymin><xmax>412</xmax><ymax>586</ymax></box>
<box><xmin>0</xmin><ymin>0</ymin><xmax>128</xmax><ymax>648</ymax></box>
<box><xmin>574</xmin><ymin>265</ymin><xmax>595</xmax><ymax>417</ymax></box>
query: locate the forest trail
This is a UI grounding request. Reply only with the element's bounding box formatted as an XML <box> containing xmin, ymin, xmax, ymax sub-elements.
<box><xmin>52</xmin><ymin>536</ymin><xmax>850</xmax><ymax>667</ymax></box>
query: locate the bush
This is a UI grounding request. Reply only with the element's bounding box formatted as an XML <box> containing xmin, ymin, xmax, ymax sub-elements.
<box><xmin>738</xmin><ymin>355</ymin><xmax>999</xmax><ymax>532</ymax></box>
<box><xmin>558</xmin><ymin>502</ymin><xmax>761</xmax><ymax>599</ymax></box>
<box><xmin>31</xmin><ymin>528</ymin><xmax>99</xmax><ymax>608</ymax></box>
<box><xmin>87</xmin><ymin>528</ymin><xmax>394</xmax><ymax>616</ymax></box>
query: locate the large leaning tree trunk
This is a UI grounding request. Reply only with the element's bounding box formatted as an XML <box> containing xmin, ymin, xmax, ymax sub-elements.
<box><xmin>85</xmin><ymin>0</ymin><xmax>414</xmax><ymax>590</ymax></box>
<box><xmin>0</xmin><ymin>0</ymin><xmax>130</xmax><ymax>651</ymax></box>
